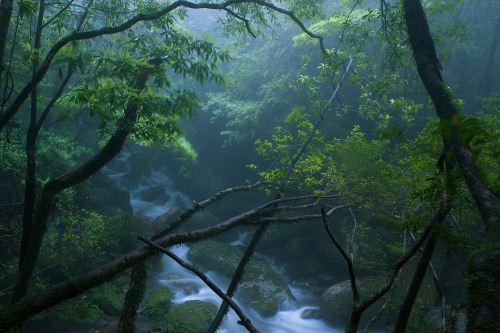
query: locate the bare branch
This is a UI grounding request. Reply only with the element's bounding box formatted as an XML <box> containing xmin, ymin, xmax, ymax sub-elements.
<box><xmin>284</xmin><ymin>53</ymin><xmax>353</xmax><ymax>182</ymax></box>
<box><xmin>138</xmin><ymin>237</ymin><xmax>260</xmax><ymax>333</ymax></box>
<box><xmin>0</xmin><ymin>191</ymin><xmax>362</xmax><ymax>328</ymax></box>
<box><xmin>322</xmin><ymin>206</ymin><xmax>359</xmax><ymax>303</ymax></box>
<box><xmin>358</xmin><ymin>202</ymin><xmax>448</xmax><ymax>312</ymax></box>
<box><xmin>41</xmin><ymin>0</ymin><xmax>75</xmax><ymax>29</ymax></box>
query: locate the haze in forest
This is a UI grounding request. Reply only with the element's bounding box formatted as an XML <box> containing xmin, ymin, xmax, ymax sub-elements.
<box><xmin>0</xmin><ymin>1</ymin><xmax>499</xmax><ymax>332</ymax></box>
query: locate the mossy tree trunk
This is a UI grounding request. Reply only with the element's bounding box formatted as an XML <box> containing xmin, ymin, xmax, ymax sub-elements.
<box><xmin>0</xmin><ymin>0</ymin><xmax>13</xmax><ymax>87</ymax></box>
<box><xmin>20</xmin><ymin>0</ymin><xmax>45</xmax><ymax>269</ymax></box>
<box><xmin>9</xmin><ymin>61</ymin><xmax>159</xmax><ymax>305</ymax></box>
<box><xmin>401</xmin><ymin>0</ymin><xmax>500</xmax><ymax>331</ymax></box>
<box><xmin>117</xmin><ymin>261</ymin><xmax>147</xmax><ymax>333</ymax></box>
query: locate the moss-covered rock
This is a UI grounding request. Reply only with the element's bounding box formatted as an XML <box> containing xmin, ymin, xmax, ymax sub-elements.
<box><xmin>151</xmin><ymin>207</ymin><xmax>184</xmax><ymax>233</ymax></box>
<box><xmin>187</xmin><ymin>240</ymin><xmax>294</xmax><ymax>317</ymax></box>
<box><xmin>87</xmin><ymin>284</ymin><xmax>125</xmax><ymax>316</ymax></box>
<box><xmin>424</xmin><ymin>305</ymin><xmax>466</xmax><ymax>333</ymax></box>
<box><xmin>139</xmin><ymin>286</ymin><xmax>172</xmax><ymax>319</ymax></box>
<box><xmin>53</xmin><ymin>299</ymin><xmax>101</xmax><ymax>326</ymax></box>
<box><xmin>164</xmin><ymin>300</ymin><xmax>218</xmax><ymax>333</ymax></box>
<box><xmin>238</xmin><ymin>283</ymin><xmax>279</xmax><ymax>317</ymax></box>
<box><xmin>320</xmin><ymin>277</ymin><xmax>387</xmax><ymax>327</ymax></box>
<box><xmin>319</xmin><ymin>279</ymin><xmax>352</xmax><ymax>325</ymax></box>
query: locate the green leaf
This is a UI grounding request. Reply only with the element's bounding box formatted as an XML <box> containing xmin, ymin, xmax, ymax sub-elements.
<box><xmin>19</xmin><ymin>0</ymin><xmax>36</xmax><ymax>19</ymax></box>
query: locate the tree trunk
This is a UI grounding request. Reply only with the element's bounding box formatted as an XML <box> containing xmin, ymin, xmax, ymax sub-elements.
<box><xmin>20</xmin><ymin>0</ymin><xmax>45</xmax><ymax>269</ymax></box>
<box><xmin>402</xmin><ymin>0</ymin><xmax>500</xmax><ymax>331</ymax></box>
<box><xmin>207</xmin><ymin>224</ymin><xmax>268</xmax><ymax>333</ymax></box>
<box><xmin>0</xmin><ymin>0</ymin><xmax>13</xmax><ymax>87</ymax></box>
<box><xmin>9</xmin><ymin>61</ymin><xmax>157</xmax><ymax>304</ymax></box>
<box><xmin>345</xmin><ymin>306</ymin><xmax>363</xmax><ymax>333</ymax></box>
<box><xmin>117</xmin><ymin>261</ymin><xmax>147</xmax><ymax>333</ymax></box>
<box><xmin>394</xmin><ymin>235</ymin><xmax>437</xmax><ymax>332</ymax></box>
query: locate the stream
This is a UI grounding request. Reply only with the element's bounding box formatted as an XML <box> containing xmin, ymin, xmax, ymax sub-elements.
<box><xmin>25</xmin><ymin>152</ymin><xmax>344</xmax><ymax>332</ymax></box>
<box><xmin>103</xmin><ymin>152</ymin><xmax>342</xmax><ymax>333</ymax></box>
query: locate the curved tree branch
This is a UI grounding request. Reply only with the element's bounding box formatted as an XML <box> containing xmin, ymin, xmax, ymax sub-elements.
<box><xmin>0</xmin><ymin>0</ymin><xmax>326</xmax><ymax>131</ymax></box>
<box><xmin>9</xmin><ymin>57</ymin><xmax>162</xmax><ymax>304</ymax></box>
<box><xmin>0</xmin><ymin>194</ymin><xmax>360</xmax><ymax>329</ymax></box>
<box><xmin>326</xmin><ymin>199</ymin><xmax>449</xmax><ymax>333</ymax></box>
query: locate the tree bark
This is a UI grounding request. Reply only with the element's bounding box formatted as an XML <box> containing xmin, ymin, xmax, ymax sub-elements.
<box><xmin>394</xmin><ymin>235</ymin><xmax>437</xmax><ymax>332</ymax></box>
<box><xmin>9</xmin><ymin>60</ymin><xmax>158</xmax><ymax>304</ymax></box>
<box><xmin>20</xmin><ymin>0</ymin><xmax>45</xmax><ymax>269</ymax></box>
<box><xmin>117</xmin><ymin>261</ymin><xmax>147</xmax><ymax>333</ymax></box>
<box><xmin>20</xmin><ymin>0</ymin><xmax>91</xmax><ymax>267</ymax></box>
<box><xmin>206</xmin><ymin>224</ymin><xmax>267</xmax><ymax>333</ymax></box>
<box><xmin>402</xmin><ymin>0</ymin><xmax>500</xmax><ymax>331</ymax></box>
<box><xmin>0</xmin><ymin>0</ymin><xmax>13</xmax><ymax>87</ymax></box>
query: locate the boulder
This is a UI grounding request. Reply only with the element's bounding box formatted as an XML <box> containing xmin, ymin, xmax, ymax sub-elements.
<box><xmin>140</xmin><ymin>286</ymin><xmax>172</xmax><ymax>319</ymax></box>
<box><xmin>301</xmin><ymin>308</ymin><xmax>322</xmax><ymax>320</ymax></box>
<box><xmin>188</xmin><ymin>240</ymin><xmax>295</xmax><ymax>317</ymax></box>
<box><xmin>164</xmin><ymin>300</ymin><xmax>218</xmax><ymax>333</ymax></box>
<box><xmin>87</xmin><ymin>284</ymin><xmax>125</xmax><ymax>316</ymax></box>
<box><xmin>53</xmin><ymin>299</ymin><xmax>100</xmax><ymax>326</ymax></box>
<box><xmin>151</xmin><ymin>207</ymin><xmax>184</xmax><ymax>234</ymax></box>
<box><xmin>238</xmin><ymin>283</ymin><xmax>279</xmax><ymax>317</ymax></box>
<box><xmin>319</xmin><ymin>277</ymin><xmax>386</xmax><ymax>327</ymax></box>
<box><xmin>424</xmin><ymin>305</ymin><xmax>466</xmax><ymax>333</ymax></box>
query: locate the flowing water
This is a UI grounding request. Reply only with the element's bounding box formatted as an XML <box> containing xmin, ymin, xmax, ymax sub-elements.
<box><xmin>26</xmin><ymin>152</ymin><xmax>345</xmax><ymax>332</ymax></box>
<box><xmin>103</xmin><ymin>152</ymin><xmax>343</xmax><ymax>333</ymax></box>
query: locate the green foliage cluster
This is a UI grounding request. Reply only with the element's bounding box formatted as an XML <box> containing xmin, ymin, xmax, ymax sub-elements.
<box><xmin>1</xmin><ymin>0</ymin><xmax>499</xmax><ymax>330</ymax></box>
<box><xmin>253</xmin><ymin>92</ymin><xmax>498</xmax><ymax>276</ymax></box>
<box><xmin>203</xmin><ymin>25</ymin><xmax>313</xmax><ymax>146</ymax></box>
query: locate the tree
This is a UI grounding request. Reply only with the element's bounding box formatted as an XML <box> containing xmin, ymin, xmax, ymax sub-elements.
<box><xmin>399</xmin><ymin>0</ymin><xmax>500</xmax><ymax>331</ymax></box>
<box><xmin>1</xmin><ymin>0</ymin><xmax>498</xmax><ymax>332</ymax></box>
<box><xmin>0</xmin><ymin>0</ymin><xmax>329</xmax><ymax>329</ymax></box>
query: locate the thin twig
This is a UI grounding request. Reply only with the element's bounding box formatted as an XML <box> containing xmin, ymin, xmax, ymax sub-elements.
<box><xmin>322</xmin><ymin>206</ymin><xmax>359</xmax><ymax>303</ymax></box>
<box><xmin>223</xmin><ymin>8</ymin><xmax>256</xmax><ymax>38</ymax></box>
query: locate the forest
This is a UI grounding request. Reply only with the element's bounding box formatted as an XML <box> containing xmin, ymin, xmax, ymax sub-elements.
<box><xmin>0</xmin><ymin>0</ymin><xmax>499</xmax><ymax>332</ymax></box>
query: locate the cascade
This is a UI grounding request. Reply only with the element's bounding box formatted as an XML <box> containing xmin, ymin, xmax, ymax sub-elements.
<box><xmin>104</xmin><ymin>152</ymin><xmax>341</xmax><ymax>333</ymax></box>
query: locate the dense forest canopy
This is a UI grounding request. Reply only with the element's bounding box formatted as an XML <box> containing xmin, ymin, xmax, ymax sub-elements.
<box><xmin>0</xmin><ymin>0</ymin><xmax>499</xmax><ymax>332</ymax></box>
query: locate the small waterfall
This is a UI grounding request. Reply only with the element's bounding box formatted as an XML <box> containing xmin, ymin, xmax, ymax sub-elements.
<box><xmin>103</xmin><ymin>152</ymin><xmax>193</xmax><ymax>217</ymax></box>
<box><xmin>154</xmin><ymin>247</ymin><xmax>339</xmax><ymax>333</ymax></box>
<box><xmin>105</xmin><ymin>152</ymin><xmax>343</xmax><ymax>333</ymax></box>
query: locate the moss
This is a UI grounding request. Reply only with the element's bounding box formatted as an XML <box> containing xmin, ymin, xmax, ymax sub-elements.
<box><xmin>320</xmin><ymin>277</ymin><xmax>397</xmax><ymax>328</ymax></box>
<box><xmin>164</xmin><ymin>300</ymin><xmax>218</xmax><ymax>333</ymax></box>
<box><xmin>187</xmin><ymin>240</ymin><xmax>243</xmax><ymax>276</ymax></box>
<box><xmin>53</xmin><ymin>299</ymin><xmax>100</xmax><ymax>326</ymax></box>
<box><xmin>113</xmin><ymin>274</ymin><xmax>131</xmax><ymax>288</ymax></box>
<box><xmin>466</xmin><ymin>243</ymin><xmax>500</xmax><ymax>331</ymax></box>
<box><xmin>238</xmin><ymin>284</ymin><xmax>279</xmax><ymax>317</ymax></box>
<box><xmin>87</xmin><ymin>283</ymin><xmax>125</xmax><ymax>316</ymax></box>
<box><xmin>187</xmin><ymin>240</ymin><xmax>293</xmax><ymax>310</ymax></box>
<box><xmin>139</xmin><ymin>286</ymin><xmax>172</xmax><ymax>319</ymax></box>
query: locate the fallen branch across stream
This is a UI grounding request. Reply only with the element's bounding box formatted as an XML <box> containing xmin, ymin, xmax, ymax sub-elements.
<box><xmin>0</xmin><ymin>190</ymin><xmax>362</xmax><ymax>330</ymax></box>
<box><xmin>138</xmin><ymin>236</ymin><xmax>260</xmax><ymax>333</ymax></box>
